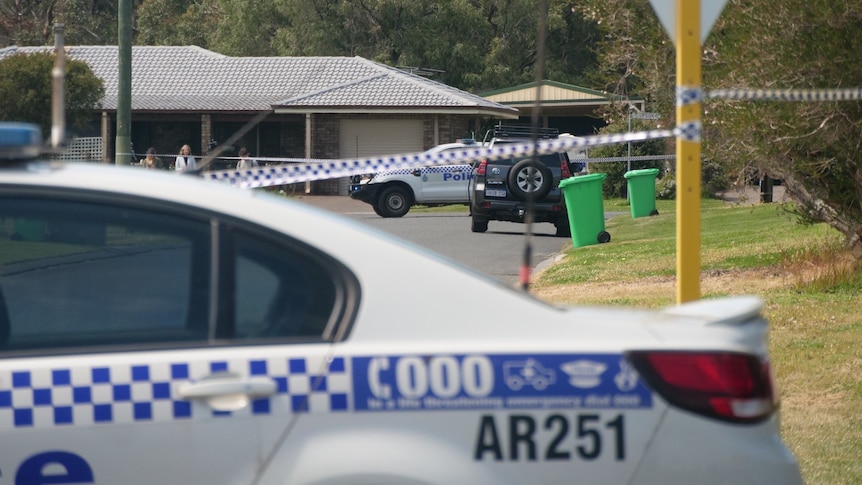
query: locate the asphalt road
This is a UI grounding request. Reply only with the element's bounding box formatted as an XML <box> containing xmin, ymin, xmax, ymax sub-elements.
<box><xmin>296</xmin><ymin>196</ymin><xmax>577</xmax><ymax>285</ymax></box>
<box><xmin>355</xmin><ymin>211</ymin><xmax>571</xmax><ymax>284</ymax></box>
<box><xmin>296</xmin><ymin>182</ymin><xmax>791</xmax><ymax>284</ymax></box>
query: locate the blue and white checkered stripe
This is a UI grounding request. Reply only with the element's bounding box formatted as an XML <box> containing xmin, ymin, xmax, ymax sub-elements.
<box><xmin>372</xmin><ymin>164</ymin><xmax>473</xmax><ymax>177</ymax></box>
<box><xmin>0</xmin><ymin>356</ymin><xmax>350</xmax><ymax>429</ymax></box>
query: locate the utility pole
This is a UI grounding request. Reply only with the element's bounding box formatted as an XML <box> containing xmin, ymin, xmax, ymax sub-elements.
<box><xmin>116</xmin><ymin>0</ymin><xmax>132</xmax><ymax>165</ymax></box>
<box><xmin>648</xmin><ymin>0</ymin><xmax>727</xmax><ymax>304</ymax></box>
<box><xmin>674</xmin><ymin>0</ymin><xmax>702</xmax><ymax>303</ymax></box>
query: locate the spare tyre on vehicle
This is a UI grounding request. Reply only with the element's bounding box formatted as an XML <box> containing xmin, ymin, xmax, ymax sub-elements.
<box><xmin>507</xmin><ymin>158</ymin><xmax>552</xmax><ymax>201</ymax></box>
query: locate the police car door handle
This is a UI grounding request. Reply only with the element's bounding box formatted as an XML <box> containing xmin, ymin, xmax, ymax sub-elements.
<box><xmin>178</xmin><ymin>375</ymin><xmax>277</xmax><ymax>412</ymax></box>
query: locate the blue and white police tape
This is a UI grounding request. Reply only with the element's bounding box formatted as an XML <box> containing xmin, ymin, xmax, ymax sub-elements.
<box><xmin>580</xmin><ymin>154</ymin><xmax>676</xmax><ymax>164</ymax></box>
<box><xmin>204</xmin><ymin>128</ymin><xmax>677</xmax><ymax>189</ymax></box>
<box><xmin>708</xmin><ymin>87</ymin><xmax>862</xmax><ymax>102</ymax></box>
<box><xmin>677</xmin><ymin>86</ymin><xmax>704</xmax><ymax>106</ymax></box>
<box><xmin>679</xmin><ymin>87</ymin><xmax>862</xmax><ymax>104</ymax></box>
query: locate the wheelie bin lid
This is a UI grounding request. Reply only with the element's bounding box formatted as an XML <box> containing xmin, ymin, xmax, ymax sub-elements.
<box><xmin>623</xmin><ymin>168</ymin><xmax>660</xmax><ymax>179</ymax></box>
<box><xmin>559</xmin><ymin>172</ymin><xmax>606</xmax><ymax>188</ymax></box>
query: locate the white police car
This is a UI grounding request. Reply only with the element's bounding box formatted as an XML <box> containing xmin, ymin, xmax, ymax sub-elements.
<box><xmin>0</xmin><ymin>123</ymin><xmax>801</xmax><ymax>484</ymax></box>
<box><xmin>348</xmin><ymin>140</ymin><xmax>479</xmax><ymax>217</ymax></box>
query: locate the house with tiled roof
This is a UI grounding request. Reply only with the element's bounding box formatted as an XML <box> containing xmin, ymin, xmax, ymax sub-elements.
<box><xmin>0</xmin><ymin>45</ymin><xmax>518</xmax><ymax>194</ymax></box>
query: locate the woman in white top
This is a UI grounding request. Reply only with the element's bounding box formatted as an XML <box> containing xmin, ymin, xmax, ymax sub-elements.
<box><xmin>174</xmin><ymin>144</ymin><xmax>197</xmax><ymax>172</ymax></box>
<box><xmin>236</xmin><ymin>147</ymin><xmax>258</xmax><ymax>170</ymax></box>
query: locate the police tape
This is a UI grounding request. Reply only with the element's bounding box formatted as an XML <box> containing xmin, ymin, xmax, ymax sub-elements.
<box><xmin>708</xmin><ymin>87</ymin><xmax>862</xmax><ymax>102</ymax></box>
<box><xmin>203</xmin><ymin>128</ymin><xmax>680</xmax><ymax>189</ymax></box>
<box><xmin>676</xmin><ymin>87</ymin><xmax>862</xmax><ymax>103</ymax></box>
<box><xmin>133</xmin><ymin>88</ymin><xmax>860</xmax><ymax>189</ymax></box>
<box><xmin>582</xmin><ymin>154</ymin><xmax>676</xmax><ymax>164</ymax></box>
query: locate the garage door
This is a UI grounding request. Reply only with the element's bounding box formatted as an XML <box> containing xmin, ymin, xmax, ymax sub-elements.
<box><xmin>338</xmin><ymin>119</ymin><xmax>424</xmax><ymax>195</ymax></box>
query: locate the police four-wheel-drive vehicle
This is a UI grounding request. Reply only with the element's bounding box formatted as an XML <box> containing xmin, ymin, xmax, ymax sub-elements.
<box><xmin>471</xmin><ymin>126</ymin><xmax>587</xmax><ymax>237</ymax></box>
<box><xmin>348</xmin><ymin>140</ymin><xmax>479</xmax><ymax>217</ymax></box>
<box><xmin>0</xmin><ymin>123</ymin><xmax>802</xmax><ymax>484</ymax></box>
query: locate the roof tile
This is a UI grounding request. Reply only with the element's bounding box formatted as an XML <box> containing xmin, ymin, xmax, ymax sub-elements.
<box><xmin>0</xmin><ymin>45</ymin><xmax>515</xmax><ymax>116</ymax></box>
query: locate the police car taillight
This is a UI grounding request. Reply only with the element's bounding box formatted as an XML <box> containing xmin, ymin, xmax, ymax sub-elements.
<box><xmin>626</xmin><ymin>351</ymin><xmax>776</xmax><ymax>424</ymax></box>
<box><xmin>0</xmin><ymin>123</ymin><xmax>43</xmax><ymax>162</ymax></box>
<box><xmin>476</xmin><ymin>159</ymin><xmax>487</xmax><ymax>176</ymax></box>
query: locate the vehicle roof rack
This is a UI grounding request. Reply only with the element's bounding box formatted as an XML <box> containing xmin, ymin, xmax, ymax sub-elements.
<box><xmin>492</xmin><ymin>124</ymin><xmax>560</xmax><ymax>139</ymax></box>
<box><xmin>0</xmin><ymin>123</ymin><xmax>44</xmax><ymax>163</ymax></box>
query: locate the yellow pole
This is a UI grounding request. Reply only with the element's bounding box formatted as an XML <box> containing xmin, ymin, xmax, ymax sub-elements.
<box><xmin>676</xmin><ymin>0</ymin><xmax>702</xmax><ymax>303</ymax></box>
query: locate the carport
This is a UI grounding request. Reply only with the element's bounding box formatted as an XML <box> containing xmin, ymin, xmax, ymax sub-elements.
<box><xmin>479</xmin><ymin>80</ymin><xmax>644</xmax><ymax>136</ymax></box>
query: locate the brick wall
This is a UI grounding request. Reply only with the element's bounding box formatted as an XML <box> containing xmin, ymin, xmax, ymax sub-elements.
<box><xmin>279</xmin><ymin>121</ymin><xmax>306</xmax><ymax>158</ymax></box>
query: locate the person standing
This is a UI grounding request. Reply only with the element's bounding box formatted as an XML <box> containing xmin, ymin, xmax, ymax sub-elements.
<box><xmin>236</xmin><ymin>147</ymin><xmax>259</xmax><ymax>170</ymax></box>
<box><xmin>142</xmin><ymin>147</ymin><xmax>163</xmax><ymax>169</ymax></box>
<box><xmin>175</xmin><ymin>144</ymin><xmax>197</xmax><ymax>172</ymax></box>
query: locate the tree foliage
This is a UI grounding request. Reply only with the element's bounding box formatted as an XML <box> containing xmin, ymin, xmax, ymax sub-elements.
<box><xmin>580</xmin><ymin>0</ymin><xmax>862</xmax><ymax>253</ymax></box>
<box><xmin>134</xmin><ymin>0</ymin><xmax>211</xmax><ymax>47</ymax></box>
<box><xmin>2</xmin><ymin>0</ymin><xmax>599</xmax><ymax>92</ymax></box>
<box><xmin>0</xmin><ymin>52</ymin><xmax>104</xmax><ymax>136</ymax></box>
<box><xmin>129</xmin><ymin>0</ymin><xmax>598</xmax><ymax>92</ymax></box>
<box><xmin>706</xmin><ymin>0</ymin><xmax>862</xmax><ymax>252</ymax></box>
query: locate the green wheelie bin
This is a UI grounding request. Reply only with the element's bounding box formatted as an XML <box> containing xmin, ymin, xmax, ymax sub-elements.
<box><xmin>559</xmin><ymin>173</ymin><xmax>610</xmax><ymax>248</ymax></box>
<box><xmin>624</xmin><ymin>168</ymin><xmax>660</xmax><ymax>218</ymax></box>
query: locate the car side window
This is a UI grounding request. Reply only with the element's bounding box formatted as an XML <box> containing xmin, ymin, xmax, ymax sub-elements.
<box><xmin>0</xmin><ymin>195</ymin><xmax>351</xmax><ymax>354</ymax></box>
<box><xmin>231</xmin><ymin>230</ymin><xmax>340</xmax><ymax>341</ymax></box>
<box><xmin>0</xmin><ymin>197</ymin><xmax>211</xmax><ymax>353</ymax></box>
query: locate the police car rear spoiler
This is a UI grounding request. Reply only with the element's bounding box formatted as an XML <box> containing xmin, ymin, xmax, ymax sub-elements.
<box><xmin>659</xmin><ymin>295</ymin><xmax>764</xmax><ymax>326</ymax></box>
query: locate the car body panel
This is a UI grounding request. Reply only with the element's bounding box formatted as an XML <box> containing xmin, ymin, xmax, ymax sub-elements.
<box><xmin>471</xmin><ymin>152</ymin><xmax>569</xmax><ymax>227</ymax></box>
<box><xmin>349</xmin><ymin>142</ymin><xmax>477</xmax><ymax>215</ymax></box>
<box><xmin>0</xmin><ymin>161</ymin><xmax>801</xmax><ymax>484</ymax></box>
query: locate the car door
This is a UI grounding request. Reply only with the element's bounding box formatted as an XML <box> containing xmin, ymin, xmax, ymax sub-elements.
<box><xmin>420</xmin><ymin>147</ymin><xmax>475</xmax><ymax>203</ymax></box>
<box><xmin>0</xmin><ymin>191</ymin><xmax>356</xmax><ymax>484</ymax></box>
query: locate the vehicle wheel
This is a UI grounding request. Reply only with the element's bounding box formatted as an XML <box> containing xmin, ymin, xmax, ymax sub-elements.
<box><xmin>597</xmin><ymin>231</ymin><xmax>611</xmax><ymax>244</ymax></box>
<box><xmin>372</xmin><ymin>204</ymin><xmax>386</xmax><ymax>217</ymax></box>
<box><xmin>650</xmin><ymin>209</ymin><xmax>659</xmax><ymax>216</ymax></box>
<box><xmin>506</xmin><ymin>376</ymin><xmax>524</xmax><ymax>390</ymax></box>
<box><xmin>377</xmin><ymin>186</ymin><xmax>411</xmax><ymax>218</ymax></box>
<box><xmin>471</xmin><ymin>216</ymin><xmax>488</xmax><ymax>233</ymax></box>
<box><xmin>508</xmin><ymin>159</ymin><xmax>552</xmax><ymax>201</ymax></box>
<box><xmin>532</xmin><ymin>377</ymin><xmax>549</xmax><ymax>390</ymax></box>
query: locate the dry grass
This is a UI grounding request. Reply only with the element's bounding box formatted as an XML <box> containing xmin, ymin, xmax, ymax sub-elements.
<box><xmin>533</xmin><ymin>266</ymin><xmax>790</xmax><ymax>307</ymax></box>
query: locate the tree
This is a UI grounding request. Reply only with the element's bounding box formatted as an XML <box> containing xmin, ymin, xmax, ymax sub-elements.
<box><xmin>544</xmin><ymin>1</ymin><xmax>601</xmax><ymax>88</ymax></box>
<box><xmin>580</xmin><ymin>0</ymin><xmax>862</xmax><ymax>254</ymax></box>
<box><xmin>0</xmin><ymin>52</ymin><xmax>104</xmax><ymax>137</ymax></box>
<box><xmin>134</xmin><ymin>0</ymin><xmax>211</xmax><ymax>47</ymax></box>
<box><xmin>0</xmin><ymin>0</ymin><xmax>131</xmax><ymax>47</ymax></box>
<box><xmin>206</xmin><ymin>0</ymin><xmax>288</xmax><ymax>56</ymax></box>
<box><xmin>63</xmin><ymin>0</ymin><xmax>121</xmax><ymax>45</ymax></box>
<box><xmin>705</xmin><ymin>0</ymin><xmax>862</xmax><ymax>253</ymax></box>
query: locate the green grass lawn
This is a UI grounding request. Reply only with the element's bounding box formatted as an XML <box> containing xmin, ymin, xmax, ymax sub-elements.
<box><xmin>533</xmin><ymin>198</ymin><xmax>862</xmax><ymax>484</ymax></box>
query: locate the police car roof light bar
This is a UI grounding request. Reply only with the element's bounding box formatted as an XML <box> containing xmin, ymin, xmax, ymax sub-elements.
<box><xmin>0</xmin><ymin>123</ymin><xmax>44</xmax><ymax>163</ymax></box>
